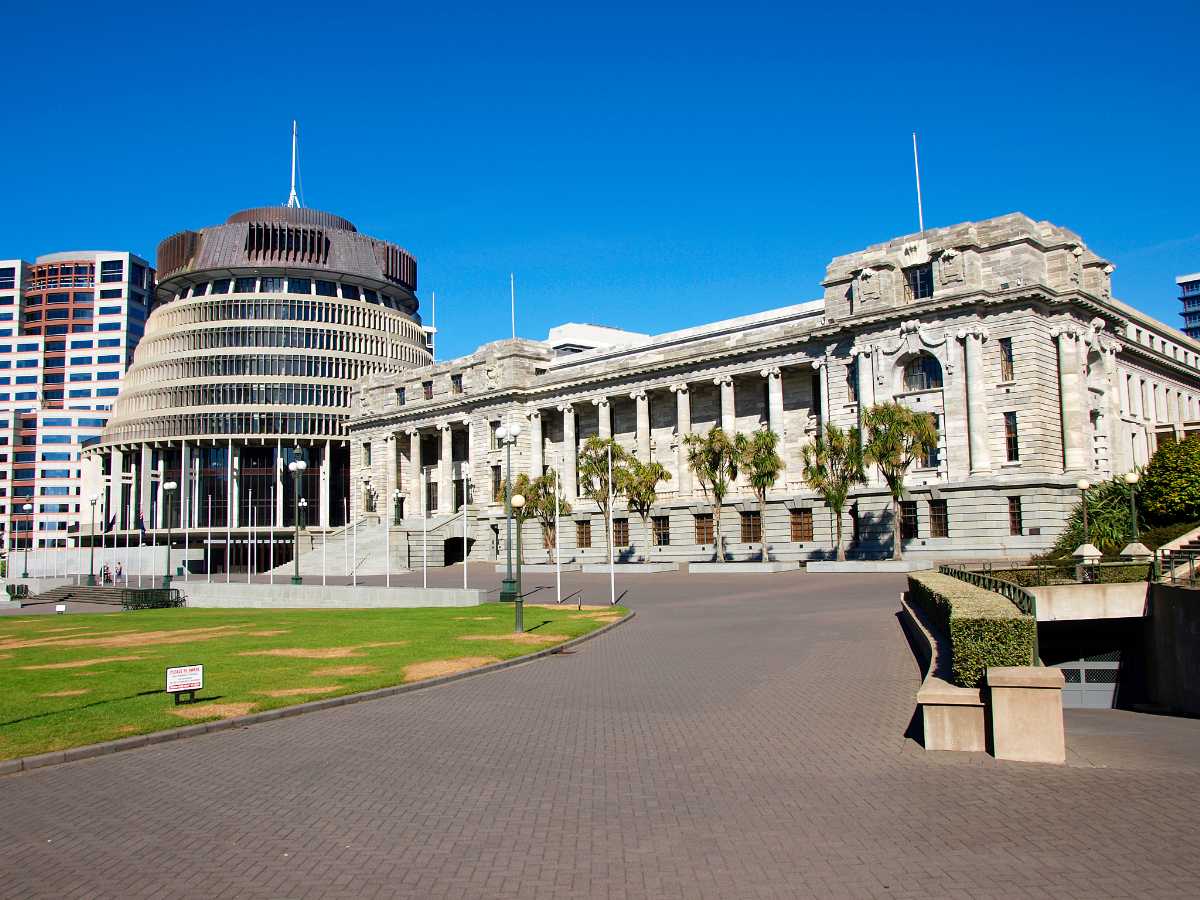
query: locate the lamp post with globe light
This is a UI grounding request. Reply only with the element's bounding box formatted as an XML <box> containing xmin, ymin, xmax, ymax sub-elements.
<box><xmin>87</xmin><ymin>496</ymin><xmax>98</xmax><ymax>585</ymax></box>
<box><xmin>511</xmin><ymin>492</ymin><xmax>526</xmax><ymax>632</ymax></box>
<box><xmin>1077</xmin><ymin>479</ymin><xmax>1091</xmax><ymax>545</ymax></box>
<box><xmin>21</xmin><ymin>503</ymin><xmax>32</xmax><ymax>578</ymax></box>
<box><xmin>288</xmin><ymin>459</ymin><xmax>308</xmax><ymax>584</ymax></box>
<box><xmin>1124</xmin><ymin>471</ymin><xmax>1140</xmax><ymax>542</ymax></box>
<box><xmin>495</xmin><ymin>421</ymin><xmax>522</xmax><ymax>605</ymax></box>
<box><xmin>162</xmin><ymin>481</ymin><xmax>178</xmax><ymax>587</ymax></box>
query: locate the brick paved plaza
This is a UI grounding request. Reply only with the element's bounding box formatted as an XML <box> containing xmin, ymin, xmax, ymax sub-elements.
<box><xmin>3</xmin><ymin>570</ymin><xmax>1200</xmax><ymax>898</ymax></box>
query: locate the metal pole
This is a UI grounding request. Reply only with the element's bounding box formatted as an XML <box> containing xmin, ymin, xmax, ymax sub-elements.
<box><xmin>501</xmin><ymin>438</ymin><xmax>514</xmax><ymax>600</ymax></box>
<box><xmin>422</xmin><ymin>510</ymin><xmax>427</xmax><ymax>588</ymax></box>
<box><xmin>555</xmin><ymin>465</ymin><xmax>561</xmax><ymax>604</ymax></box>
<box><xmin>88</xmin><ymin>503</ymin><xmax>96</xmax><ymax>585</ymax></box>
<box><xmin>1081</xmin><ymin>486</ymin><xmax>1090</xmax><ymax>546</ymax></box>
<box><xmin>1130</xmin><ymin>482</ymin><xmax>1139</xmax><ymax>541</ymax></box>
<box><xmin>515</xmin><ymin>508</ymin><xmax>523</xmax><ymax>633</ymax></box>
<box><xmin>292</xmin><ymin>479</ymin><xmax>301</xmax><ymax>585</ymax></box>
<box><xmin>207</xmin><ymin>495</ymin><xmax>212</xmax><ymax>583</ymax></box>
<box><xmin>269</xmin><ymin>487</ymin><xmax>275</xmax><ymax>586</ymax></box>
<box><xmin>463</xmin><ymin>477</ymin><xmax>469</xmax><ymax>591</ymax></box>
<box><xmin>322</xmin><ymin>521</ymin><xmax>327</xmax><ymax>587</ymax></box>
<box><xmin>386</xmin><ymin>495</ymin><xmax>391</xmax><ymax>588</ymax></box>
<box><xmin>608</xmin><ymin>442</ymin><xmax>615</xmax><ymax>606</ymax></box>
<box><xmin>247</xmin><ymin>490</ymin><xmax>253</xmax><ymax>585</ymax></box>
<box><xmin>352</xmin><ymin>507</ymin><xmax>358</xmax><ymax>587</ymax></box>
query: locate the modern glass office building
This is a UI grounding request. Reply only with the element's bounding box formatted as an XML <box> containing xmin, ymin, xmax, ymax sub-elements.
<box><xmin>1179</xmin><ymin>272</ymin><xmax>1200</xmax><ymax>339</ymax></box>
<box><xmin>88</xmin><ymin>204</ymin><xmax>431</xmax><ymax>573</ymax></box>
<box><xmin>0</xmin><ymin>251</ymin><xmax>153</xmax><ymax>553</ymax></box>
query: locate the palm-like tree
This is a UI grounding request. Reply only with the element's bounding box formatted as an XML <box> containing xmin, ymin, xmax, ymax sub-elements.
<box><xmin>862</xmin><ymin>402</ymin><xmax>938</xmax><ymax>560</ymax></box>
<box><xmin>577</xmin><ymin>436</ymin><xmax>629</xmax><ymax>558</ymax></box>
<box><xmin>683</xmin><ymin>426</ymin><xmax>740</xmax><ymax>561</ymax></box>
<box><xmin>503</xmin><ymin>472</ymin><xmax>537</xmax><ymax>564</ymax></box>
<box><xmin>621</xmin><ymin>457</ymin><xmax>671</xmax><ymax>554</ymax></box>
<box><xmin>800</xmin><ymin>423</ymin><xmax>865</xmax><ymax>561</ymax></box>
<box><xmin>739</xmin><ymin>429</ymin><xmax>784</xmax><ymax>561</ymax></box>
<box><xmin>526</xmin><ymin>468</ymin><xmax>572</xmax><ymax>554</ymax></box>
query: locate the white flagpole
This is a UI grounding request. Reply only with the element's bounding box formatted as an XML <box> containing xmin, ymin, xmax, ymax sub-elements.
<box><xmin>322</xmin><ymin>521</ymin><xmax>327</xmax><ymax>587</ymax></box>
<box><xmin>555</xmin><ymin>465</ymin><xmax>562</xmax><ymax>604</ymax></box>
<box><xmin>608</xmin><ymin>443</ymin><xmax>615</xmax><ymax>606</ymax></box>
<box><xmin>247</xmin><ymin>490</ymin><xmax>253</xmax><ymax>584</ymax></box>
<box><xmin>386</xmin><ymin>501</ymin><xmax>391</xmax><ymax>588</ymax></box>
<box><xmin>344</xmin><ymin>497</ymin><xmax>349</xmax><ymax>580</ymax></box>
<box><xmin>509</xmin><ymin>272</ymin><xmax>516</xmax><ymax>340</ymax></box>
<box><xmin>912</xmin><ymin>132</ymin><xmax>925</xmax><ymax>233</ymax></box>
<box><xmin>207</xmin><ymin>495</ymin><xmax>212</xmax><ymax>583</ymax></box>
<box><xmin>352</xmin><ymin>508</ymin><xmax>358</xmax><ymax>587</ymax></box>
<box><xmin>269</xmin><ymin>487</ymin><xmax>275</xmax><ymax>585</ymax></box>
<box><xmin>462</xmin><ymin>476</ymin><xmax>469</xmax><ymax>591</ymax></box>
<box><xmin>422</xmin><ymin>509</ymin><xmax>428</xmax><ymax>589</ymax></box>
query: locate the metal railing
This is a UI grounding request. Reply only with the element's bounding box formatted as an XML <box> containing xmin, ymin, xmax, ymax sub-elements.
<box><xmin>938</xmin><ymin>564</ymin><xmax>1040</xmax><ymax>663</ymax></box>
<box><xmin>1156</xmin><ymin>549</ymin><xmax>1200</xmax><ymax>586</ymax></box>
<box><xmin>121</xmin><ymin>588</ymin><xmax>184</xmax><ymax>610</ymax></box>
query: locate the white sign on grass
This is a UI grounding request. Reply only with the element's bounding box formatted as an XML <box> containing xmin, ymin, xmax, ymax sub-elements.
<box><xmin>166</xmin><ymin>664</ymin><xmax>203</xmax><ymax>694</ymax></box>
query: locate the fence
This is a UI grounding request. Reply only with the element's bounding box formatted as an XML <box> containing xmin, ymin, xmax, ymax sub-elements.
<box><xmin>937</xmin><ymin>564</ymin><xmax>1041</xmax><ymax>663</ymax></box>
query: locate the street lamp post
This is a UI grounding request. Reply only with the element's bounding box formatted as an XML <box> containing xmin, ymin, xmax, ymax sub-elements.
<box><xmin>1077</xmin><ymin>479</ymin><xmax>1091</xmax><ymax>545</ymax></box>
<box><xmin>288</xmin><ymin>459</ymin><xmax>308</xmax><ymax>585</ymax></box>
<box><xmin>21</xmin><ymin>503</ymin><xmax>33</xmax><ymax>578</ymax></box>
<box><xmin>393</xmin><ymin>488</ymin><xmax>402</xmax><ymax>526</ymax></box>
<box><xmin>87</xmin><ymin>496</ymin><xmax>98</xmax><ymax>586</ymax></box>
<box><xmin>511</xmin><ymin>492</ymin><xmax>526</xmax><ymax>633</ymax></box>
<box><xmin>496</xmin><ymin>421</ymin><xmax>523</xmax><ymax>605</ymax></box>
<box><xmin>162</xmin><ymin>481</ymin><xmax>178</xmax><ymax>587</ymax></box>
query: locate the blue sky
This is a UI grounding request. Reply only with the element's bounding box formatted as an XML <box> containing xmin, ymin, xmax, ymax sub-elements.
<box><xmin>2</xmin><ymin>1</ymin><xmax>1198</xmax><ymax>358</ymax></box>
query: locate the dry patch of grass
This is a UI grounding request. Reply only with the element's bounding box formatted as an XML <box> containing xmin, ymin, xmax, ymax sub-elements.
<box><xmin>404</xmin><ymin>656</ymin><xmax>499</xmax><ymax>682</ymax></box>
<box><xmin>0</xmin><ymin>625</ymin><xmax>245</xmax><ymax>652</ymax></box>
<box><xmin>258</xmin><ymin>685</ymin><xmax>342</xmax><ymax>698</ymax></box>
<box><xmin>169</xmin><ymin>702</ymin><xmax>256</xmax><ymax>721</ymax></box>
<box><xmin>239</xmin><ymin>640</ymin><xmax>407</xmax><ymax>660</ymax></box>
<box><xmin>22</xmin><ymin>655</ymin><xmax>143</xmax><ymax>670</ymax></box>
<box><xmin>244</xmin><ymin>629</ymin><xmax>290</xmax><ymax>637</ymax></box>
<box><xmin>453</xmin><ymin>616</ymin><xmax>497</xmax><ymax>621</ymax></box>
<box><xmin>310</xmin><ymin>665</ymin><xmax>380</xmax><ymax>677</ymax></box>
<box><xmin>460</xmin><ymin>632</ymin><xmax>569</xmax><ymax>646</ymax></box>
<box><xmin>37</xmin><ymin>689</ymin><xmax>89</xmax><ymax>698</ymax></box>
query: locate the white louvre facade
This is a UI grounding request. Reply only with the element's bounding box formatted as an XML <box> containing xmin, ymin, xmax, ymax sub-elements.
<box><xmin>347</xmin><ymin>213</ymin><xmax>1200</xmax><ymax>564</ymax></box>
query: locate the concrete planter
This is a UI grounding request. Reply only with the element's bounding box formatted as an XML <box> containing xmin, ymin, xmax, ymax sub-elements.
<box><xmin>580</xmin><ymin>562</ymin><xmax>680</xmax><ymax>574</ymax></box>
<box><xmin>807</xmin><ymin>560</ymin><xmax>932</xmax><ymax>573</ymax></box>
<box><xmin>686</xmin><ymin>561</ymin><xmax>800</xmax><ymax>574</ymax></box>
<box><xmin>987</xmin><ymin>666</ymin><xmax>1066</xmax><ymax>764</ymax></box>
<box><xmin>493</xmin><ymin>563</ymin><xmax>582</xmax><ymax>573</ymax></box>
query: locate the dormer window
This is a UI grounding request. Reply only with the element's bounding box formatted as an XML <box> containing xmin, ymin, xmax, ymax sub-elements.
<box><xmin>422</xmin><ymin>380</ymin><xmax>433</xmax><ymax>400</ymax></box>
<box><xmin>451</xmin><ymin>374</ymin><xmax>463</xmax><ymax>394</ymax></box>
<box><xmin>904</xmin><ymin>264</ymin><xmax>934</xmax><ymax>301</ymax></box>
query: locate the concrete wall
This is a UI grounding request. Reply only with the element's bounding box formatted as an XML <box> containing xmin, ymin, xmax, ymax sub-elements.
<box><xmin>1145</xmin><ymin>584</ymin><xmax>1200</xmax><ymax>715</ymax></box>
<box><xmin>1030</xmin><ymin>582</ymin><xmax>1149</xmax><ymax>622</ymax></box>
<box><xmin>179</xmin><ymin>581</ymin><xmax>484</xmax><ymax>609</ymax></box>
<box><xmin>5</xmin><ymin>546</ymin><xmax>203</xmax><ymax>579</ymax></box>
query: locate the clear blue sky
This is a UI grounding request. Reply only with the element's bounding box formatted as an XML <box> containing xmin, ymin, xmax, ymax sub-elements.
<box><xmin>3</xmin><ymin>1</ymin><xmax>1198</xmax><ymax>358</ymax></box>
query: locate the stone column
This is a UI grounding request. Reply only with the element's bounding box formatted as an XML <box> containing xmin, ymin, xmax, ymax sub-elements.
<box><xmin>1054</xmin><ymin>328</ymin><xmax>1088</xmax><ymax>473</ymax></box>
<box><xmin>139</xmin><ymin>445</ymin><xmax>153</xmax><ymax>525</ymax></box>
<box><xmin>155</xmin><ymin>453</ymin><xmax>166</xmax><ymax>529</ymax></box>
<box><xmin>853</xmin><ymin>348</ymin><xmax>875</xmax><ymax>429</ymax></box>
<box><xmin>385</xmin><ymin>434</ymin><xmax>398</xmax><ymax>522</ymax></box>
<box><xmin>227</xmin><ymin>440</ymin><xmax>237</xmax><ymax>529</ymax></box>
<box><xmin>528</xmin><ymin>409</ymin><xmax>543</xmax><ymax>477</ymax></box>
<box><xmin>178</xmin><ymin>441</ymin><xmax>191</xmax><ymax>530</ymax></box>
<box><xmin>671</xmin><ymin>383</ymin><xmax>692</xmax><ymax>497</ymax></box>
<box><xmin>1102</xmin><ymin>346</ymin><xmax>1130</xmax><ymax>475</ymax></box>
<box><xmin>714</xmin><ymin>375</ymin><xmax>735</xmax><ymax>433</ymax></box>
<box><xmin>592</xmin><ymin>397</ymin><xmax>611</xmax><ymax>439</ymax></box>
<box><xmin>439</xmin><ymin>423</ymin><xmax>453</xmax><ymax>514</ymax></box>
<box><xmin>812</xmin><ymin>360</ymin><xmax>829</xmax><ymax>431</ymax></box>
<box><xmin>960</xmin><ymin>327</ymin><xmax>993</xmax><ymax>475</ymax></box>
<box><xmin>409</xmin><ymin>429</ymin><xmax>423</xmax><ymax>517</ymax></box>
<box><xmin>559</xmin><ymin>403</ymin><xmax>577</xmax><ymax>499</ymax></box>
<box><xmin>274</xmin><ymin>439</ymin><xmax>285</xmax><ymax>528</ymax></box>
<box><xmin>632</xmin><ymin>389</ymin><xmax>651</xmax><ymax>458</ymax></box>
<box><xmin>761</xmin><ymin>367</ymin><xmax>784</xmax><ymax>436</ymax></box>
<box><xmin>319</xmin><ymin>439</ymin><xmax>331</xmax><ymax>528</ymax></box>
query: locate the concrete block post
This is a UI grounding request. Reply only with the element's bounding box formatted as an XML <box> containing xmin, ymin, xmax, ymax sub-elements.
<box><xmin>671</xmin><ymin>383</ymin><xmax>691</xmax><ymax>497</ymax></box>
<box><xmin>987</xmin><ymin>667</ymin><xmax>1066</xmax><ymax>764</ymax></box>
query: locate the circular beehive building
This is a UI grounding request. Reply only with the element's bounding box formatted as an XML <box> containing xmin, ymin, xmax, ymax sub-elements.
<box><xmin>91</xmin><ymin>205</ymin><xmax>431</xmax><ymax>573</ymax></box>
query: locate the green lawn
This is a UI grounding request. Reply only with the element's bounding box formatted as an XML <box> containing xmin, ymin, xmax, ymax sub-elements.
<box><xmin>0</xmin><ymin>603</ymin><xmax>625</xmax><ymax>760</ymax></box>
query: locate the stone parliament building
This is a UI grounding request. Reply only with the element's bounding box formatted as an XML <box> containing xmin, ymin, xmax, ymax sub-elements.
<box><xmin>349</xmin><ymin>213</ymin><xmax>1200</xmax><ymax>565</ymax></box>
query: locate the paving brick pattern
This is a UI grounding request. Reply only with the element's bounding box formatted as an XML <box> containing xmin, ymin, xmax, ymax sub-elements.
<box><xmin>2</xmin><ymin>571</ymin><xmax>1200</xmax><ymax>898</ymax></box>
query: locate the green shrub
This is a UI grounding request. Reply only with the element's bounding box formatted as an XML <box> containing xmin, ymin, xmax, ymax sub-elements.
<box><xmin>1139</xmin><ymin>437</ymin><xmax>1200</xmax><ymax>526</ymax></box>
<box><xmin>1139</xmin><ymin>521</ymin><xmax>1200</xmax><ymax>551</ymax></box>
<box><xmin>908</xmin><ymin>572</ymin><xmax>1036</xmax><ymax>688</ymax></box>
<box><xmin>1050</xmin><ymin>476</ymin><xmax>1139</xmax><ymax>557</ymax></box>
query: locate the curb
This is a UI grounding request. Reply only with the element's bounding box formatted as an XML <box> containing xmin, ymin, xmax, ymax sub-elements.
<box><xmin>0</xmin><ymin>609</ymin><xmax>635</xmax><ymax>778</ymax></box>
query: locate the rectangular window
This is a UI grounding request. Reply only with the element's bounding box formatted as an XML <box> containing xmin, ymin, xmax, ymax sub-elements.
<box><xmin>1004</xmin><ymin>411</ymin><xmax>1020</xmax><ymax>462</ymax></box>
<box><xmin>929</xmin><ymin>499</ymin><xmax>949</xmax><ymax>538</ymax></box>
<box><xmin>315</xmin><ymin>280</ymin><xmax>337</xmax><ymax>297</ymax></box>
<box><xmin>613</xmin><ymin>518</ymin><xmax>630</xmax><ymax>547</ymax></box>
<box><xmin>395</xmin><ymin>387</ymin><xmax>406</xmax><ymax>406</ymax></box>
<box><xmin>363</xmin><ymin>442</ymin><xmax>372</xmax><ymax>466</ymax></box>
<box><xmin>422</xmin><ymin>380</ymin><xmax>433</xmax><ymax>400</ymax></box>
<box><xmin>491</xmin><ymin>465</ymin><xmax>503</xmax><ymax>503</ymax></box>
<box><xmin>904</xmin><ymin>263</ymin><xmax>934</xmax><ymax>301</ymax></box>
<box><xmin>846</xmin><ymin>359</ymin><xmax>858</xmax><ymax>403</ymax></box>
<box><xmin>233</xmin><ymin>277</ymin><xmax>256</xmax><ymax>293</ymax></box>
<box><xmin>999</xmin><ymin>337</ymin><xmax>1015</xmax><ymax>381</ymax></box>
<box><xmin>341</xmin><ymin>284</ymin><xmax>360</xmax><ymax>301</ymax></box>
<box><xmin>188</xmin><ymin>283</ymin><xmax>206</xmax><ymax>298</ymax></box>
<box><xmin>652</xmin><ymin>515</ymin><xmax>670</xmax><ymax>546</ymax></box>
<box><xmin>99</xmin><ymin>260</ymin><xmax>123</xmax><ymax>283</ymax></box>
<box><xmin>489</xmin><ymin>421</ymin><xmax>500</xmax><ymax>450</ymax></box>
<box><xmin>576</xmin><ymin>521</ymin><xmax>592</xmax><ymax>549</ymax></box>
<box><xmin>1008</xmin><ymin>496</ymin><xmax>1024</xmax><ymax>535</ymax></box>
<box><xmin>920</xmin><ymin>414</ymin><xmax>941</xmax><ymax>468</ymax></box>
<box><xmin>790</xmin><ymin>508</ymin><xmax>814</xmax><ymax>542</ymax></box>
<box><xmin>694</xmin><ymin>513</ymin><xmax>714</xmax><ymax>544</ymax></box>
<box><xmin>451</xmin><ymin>374</ymin><xmax>463</xmax><ymax>394</ymax></box>
<box><xmin>900</xmin><ymin>500</ymin><xmax>919</xmax><ymax>541</ymax></box>
<box><xmin>739</xmin><ymin>510</ymin><xmax>762</xmax><ymax>543</ymax></box>
<box><xmin>260</xmin><ymin>276</ymin><xmax>284</xmax><ymax>293</ymax></box>
<box><xmin>210</xmin><ymin>278</ymin><xmax>231</xmax><ymax>295</ymax></box>
<box><xmin>287</xmin><ymin>278</ymin><xmax>311</xmax><ymax>295</ymax></box>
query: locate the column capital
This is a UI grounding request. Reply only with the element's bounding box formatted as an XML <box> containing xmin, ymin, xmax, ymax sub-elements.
<box><xmin>712</xmin><ymin>374</ymin><xmax>734</xmax><ymax>386</ymax></box>
<box><xmin>629</xmin><ymin>389</ymin><xmax>647</xmax><ymax>401</ymax></box>
<box><xmin>590</xmin><ymin>396</ymin><xmax>609</xmax><ymax>408</ymax></box>
<box><xmin>405</xmin><ymin>427</ymin><xmax>420</xmax><ymax>437</ymax></box>
<box><xmin>850</xmin><ymin>345</ymin><xmax>873</xmax><ymax>359</ymax></box>
<box><xmin>759</xmin><ymin>366</ymin><xmax>781</xmax><ymax>379</ymax></box>
<box><xmin>812</xmin><ymin>359</ymin><xmax>826</xmax><ymax>371</ymax></box>
<box><xmin>670</xmin><ymin>382</ymin><xmax>689</xmax><ymax>395</ymax></box>
<box><xmin>1050</xmin><ymin>323</ymin><xmax>1088</xmax><ymax>341</ymax></box>
<box><xmin>438</xmin><ymin>421</ymin><xmax>453</xmax><ymax>433</ymax></box>
<box><xmin>557</xmin><ymin>401</ymin><xmax>575</xmax><ymax>413</ymax></box>
<box><xmin>955</xmin><ymin>324</ymin><xmax>990</xmax><ymax>342</ymax></box>
<box><xmin>527</xmin><ymin>408</ymin><xmax>542</xmax><ymax>421</ymax></box>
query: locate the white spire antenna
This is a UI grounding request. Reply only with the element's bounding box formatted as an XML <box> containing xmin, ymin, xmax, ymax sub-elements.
<box><xmin>286</xmin><ymin>120</ymin><xmax>302</xmax><ymax>209</ymax></box>
<box><xmin>912</xmin><ymin>132</ymin><xmax>924</xmax><ymax>233</ymax></box>
<box><xmin>510</xmin><ymin>272</ymin><xmax>516</xmax><ymax>340</ymax></box>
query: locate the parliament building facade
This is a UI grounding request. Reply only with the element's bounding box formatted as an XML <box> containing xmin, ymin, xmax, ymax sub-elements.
<box><xmin>347</xmin><ymin>213</ymin><xmax>1200</xmax><ymax>564</ymax></box>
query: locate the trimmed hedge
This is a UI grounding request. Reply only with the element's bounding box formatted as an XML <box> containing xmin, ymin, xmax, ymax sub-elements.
<box><xmin>908</xmin><ymin>572</ymin><xmax>1036</xmax><ymax>688</ymax></box>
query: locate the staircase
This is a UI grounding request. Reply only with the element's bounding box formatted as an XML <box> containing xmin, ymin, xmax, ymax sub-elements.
<box><xmin>265</xmin><ymin>512</ymin><xmax>468</xmax><ymax>578</ymax></box>
<box><xmin>24</xmin><ymin>585</ymin><xmax>135</xmax><ymax>607</ymax></box>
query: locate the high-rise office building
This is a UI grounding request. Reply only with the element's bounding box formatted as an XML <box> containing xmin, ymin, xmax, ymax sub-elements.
<box><xmin>1179</xmin><ymin>272</ymin><xmax>1200</xmax><ymax>339</ymax></box>
<box><xmin>0</xmin><ymin>252</ymin><xmax>153</xmax><ymax>554</ymax></box>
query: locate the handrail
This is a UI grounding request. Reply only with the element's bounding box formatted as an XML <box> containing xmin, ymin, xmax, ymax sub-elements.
<box><xmin>938</xmin><ymin>564</ymin><xmax>1040</xmax><ymax>664</ymax></box>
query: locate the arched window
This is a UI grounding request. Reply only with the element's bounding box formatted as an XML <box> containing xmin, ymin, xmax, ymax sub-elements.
<box><xmin>903</xmin><ymin>353</ymin><xmax>943</xmax><ymax>391</ymax></box>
